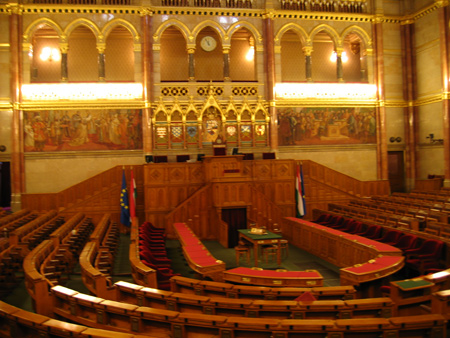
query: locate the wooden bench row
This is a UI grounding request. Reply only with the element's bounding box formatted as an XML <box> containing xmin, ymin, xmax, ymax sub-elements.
<box><xmin>170</xmin><ymin>275</ymin><xmax>357</xmax><ymax>299</ymax></box>
<box><xmin>49</xmin><ymin>285</ymin><xmax>447</xmax><ymax>338</ymax></box>
<box><xmin>3</xmin><ymin>298</ymin><xmax>446</xmax><ymax>338</ymax></box>
<box><xmin>9</xmin><ymin>210</ymin><xmax>59</xmax><ymax>245</ymax></box>
<box><xmin>350</xmin><ymin>198</ymin><xmax>449</xmax><ymax>225</ymax></box>
<box><xmin>328</xmin><ymin>202</ymin><xmax>421</xmax><ymax>230</ymax></box>
<box><xmin>80</xmin><ymin>241</ymin><xmax>115</xmax><ymax>300</ymax></box>
<box><xmin>0</xmin><ymin>209</ymin><xmax>31</xmax><ymax>228</ymax></box>
<box><xmin>374</xmin><ymin>195</ymin><xmax>450</xmax><ymax>215</ymax></box>
<box><xmin>129</xmin><ymin>220</ymin><xmax>158</xmax><ymax>289</ymax></box>
<box><xmin>114</xmin><ymin>281</ymin><xmax>391</xmax><ymax>319</ymax></box>
<box><xmin>0</xmin><ymin>300</ymin><xmax>157</xmax><ymax>338</ymax></box>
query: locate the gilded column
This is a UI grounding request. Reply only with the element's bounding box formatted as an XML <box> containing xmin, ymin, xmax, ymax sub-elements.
<box><xmin>188</xmin><ymin>47</ymin><xmax>195</xmax><ymax>81</ymax></box>
<box><xmin>373</xmin><ymin>16</ymin><xmax>388</xmax><ymax>181</ymax></box>
<box><xmin>438</xmin><ymin>3</ymin><xmax>450</xmax><ymax>187</ymax></box>
<box><xmin>97</xmin><ymin>43</ymin><xmax>106</xmax><ymax>82</ymax></box>
<box><xmin>263</xmin><ymin>11</ymin><xmax>278</xmax><ymax>151</ymax></box>
<box><xmin>142</xmin><ymin>10</ymin><xmax>153</xmax><ymax>154</ymax></box>
<box><xmin>60</xmin><ymin>43</ymin><xmax>68</xmax><ymax>82</ymax></box>
<box><xmin>223</xmin><ymin>47</ymin><xmax>230</xmax><ymax>81</ymax></box>
<box><xmin>9</xmin><ymin>4</ymin><xmax>25</xmax><ymax>211</ymax></box>
<box><xmin>400</xmin><ymin>20</ymin><xmax>418</xmax><ymax>192</ymax></box>
<box><xmin>335</xmin><ymin>47</ymin><xmax>344</xmax><ymax>82</ymax></box>
<box><xmin>303</xmin><ymin>46</ymin><xmax>312</xmax><ymax>82</ymax></box>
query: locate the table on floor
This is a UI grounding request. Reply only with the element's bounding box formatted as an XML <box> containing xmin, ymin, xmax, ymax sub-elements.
<box><xmin>238</xmin><ymin>229</ymin><xmax>283</xmax><ymax>267</ymax></box>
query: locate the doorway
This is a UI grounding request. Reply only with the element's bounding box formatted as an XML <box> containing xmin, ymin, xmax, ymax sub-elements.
<box><xmin>388</xmin><ymin>151</ymin><xmax>405</xmax><ymax>193</ymax></box>
<box><xmin>221</xmin><ymin>207</ymin><xmax>247</xmax><ymax>248</ymax></box>
<box><xmin>0</xmin><ymin>162</ymin><xmax>11</xmax><ymax>208</ymax></box>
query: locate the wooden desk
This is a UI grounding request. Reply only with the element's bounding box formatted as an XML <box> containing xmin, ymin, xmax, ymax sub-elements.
<box><xmin>238</xmin><ymin>229</ymin><xmax>283</xmax><ymax>267</ymax></box>
<box><xmin>223</xmin><ymin>267</ymin><xmax>323</xmax><ymax>287</ymax></box>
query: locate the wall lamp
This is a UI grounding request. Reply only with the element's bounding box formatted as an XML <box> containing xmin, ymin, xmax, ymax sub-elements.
<box><xmin>389</xmin><ymin>137</ymin><xmax>402</xmax><ymax>143</ymax></box>
<box><xmin>426</xmin><ymin>133</ymin><xmax>443</xmax><ymax>144</ymax></box>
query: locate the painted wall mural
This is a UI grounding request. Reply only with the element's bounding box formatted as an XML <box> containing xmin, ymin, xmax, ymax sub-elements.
<box><xmin>24</xmin><ymin>109</ymin><xmax>143</xmax><ymax>152</ymax></box>
<box><xmin>277</xmin><ymin>107</ymin><xmax>376</xmax><ymax>146</ymax></box>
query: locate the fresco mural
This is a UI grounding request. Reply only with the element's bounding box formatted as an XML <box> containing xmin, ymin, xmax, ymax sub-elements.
<box><xmin>277</xmin><ymin>107</ymin><xmax>376</xmax><ymax>146</ymax></box>
<box><xmin>24</xmin><ymin>109</ymin><xmax>143</xmax><ymax>152</ymax></box>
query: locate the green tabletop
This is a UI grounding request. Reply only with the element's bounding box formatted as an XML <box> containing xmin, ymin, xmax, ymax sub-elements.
<box><xmin>394</xmin><ymin>279</ymin><xmax>433</xmax><ymax>290</ymax></box>
<box><xmin>238</xmin><ymin>229</ymin><xmax>282</xmax><ymax>240</ymax></box>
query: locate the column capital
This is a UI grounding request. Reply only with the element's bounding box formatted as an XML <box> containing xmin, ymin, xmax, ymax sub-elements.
<box><xmin>302</xmin><ymin>46</ymin><xmax>313</xmax><ymax>56</ymax></box>
<box><xmin>96</xmin><ymin>43</ymin><xmax>106</xmax><ymax>54</ymax></box>
<box><xmin>59</xmin><ymin>43</ymin><xmax>69</xmax><ymax>54</ymax></box>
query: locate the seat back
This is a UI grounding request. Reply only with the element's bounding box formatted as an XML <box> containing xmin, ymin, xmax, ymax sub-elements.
<box><xmin>394</xmin><ymin>235</ymin><xmax>418</xmax><ymax>251</ymax></box>
<box><xmin>419</xmin><ymin>240</ymin><xmax>444</xmax><ymax>258</ymax></box>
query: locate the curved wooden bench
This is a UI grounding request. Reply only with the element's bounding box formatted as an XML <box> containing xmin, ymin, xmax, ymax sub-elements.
<box><xmin>49</xmin><ymin>285</ymin><xmax>447</xmax><ymax>338</ymax></box>
<box><xmin>169</xmin><ymin>275</ymin><xmax>357</xmax><ymax>300</ymax></box>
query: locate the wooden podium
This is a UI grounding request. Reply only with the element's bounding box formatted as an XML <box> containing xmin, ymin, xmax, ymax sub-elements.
<box><xmin>202</xmin><ymin>155</ymin><xmax>245</xmax><ymax>181</ymax></box>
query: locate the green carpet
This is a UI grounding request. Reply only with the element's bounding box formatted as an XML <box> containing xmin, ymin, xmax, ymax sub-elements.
<box><xmin>1</xmin><ymin>234</ymin><xmax>342</xmax><ymax>313</ymax></box>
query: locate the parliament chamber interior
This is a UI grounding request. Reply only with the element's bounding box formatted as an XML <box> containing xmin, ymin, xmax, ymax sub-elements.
<box><xmin>2</xmin><ymin>0</ymin><xmax>450</xmax><ymax>337</ymax></box>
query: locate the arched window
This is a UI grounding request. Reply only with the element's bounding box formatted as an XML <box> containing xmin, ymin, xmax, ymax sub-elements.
<box><xmin>105</xmin><ymin>25</ymin><xmax>135</xmax><ymax>81</ymax></box>
<box><xmin>67</xmin><ymin>26</ymin><xmax>98</xmax><ymax>82</ymax></box>
<box><xmin>160</xmin><ymin>26</ymin><xmax>188</xmax><ymax>82</ymax></box>
<box><xmin>229</xmin><ymin>28</ymin><xmax>256</xmax><ymax>82</ymax></box>
<box><xmin>280</xmin><ymin>29</ymin><xmax>305</xmax><ymax>82</ymax></box>
<box><xmin>31</xmin><ymin>25</ymin><xmax>61</xmax><ymax>83</ymax></box>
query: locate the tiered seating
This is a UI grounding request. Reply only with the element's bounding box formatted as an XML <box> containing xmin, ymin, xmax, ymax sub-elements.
<box><xmin>46</xmin><ymin>285</ymin><xmax>448</xmax><ymax>338</ymax></box>
<box><xmin>139</xmin><ymin>221</ymin><xmax>178</xmax><ymax>290</ymax></box>
<box><xmin>0</xmin><ymin>209</ymin><xmax>33</xmax><ymax>235</ymax></box>
<box><xmin>9</xmin><ymin>210</ymin><xmax>59</xmax><ymax>246</ymax></box>
<box><xmin>169</xmin><ymin>275</ymin><xmax>357</xmax><ymax>299</ymax></box>
<box><xmin>65</xmin><ymin>215</ymin><xmax>94</xmax><ymax>257</ymax></box>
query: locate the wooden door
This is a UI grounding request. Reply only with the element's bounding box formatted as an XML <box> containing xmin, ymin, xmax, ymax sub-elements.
<box><xmin>221</xmin><ymin>207</ymin><xmax>247</xmax><ymax>248</ymax></box>
<box><xmin>0</xmin><ymin>162</ymin><xmax>11</xmax><ymax>208</ymax></box>
<box><xmin>388</xmin><ymin>151</ymin><xmax>405</xmax><ymax>193</ymax></box>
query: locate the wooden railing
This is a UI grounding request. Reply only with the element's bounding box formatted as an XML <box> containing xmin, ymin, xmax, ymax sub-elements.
<box><xmin>165</xmin><ymin>184</ymin><xmax>213</xmax><ymax>239</ymax></box>
<box><xmin>249</xmin><ymin>186</ymin><xmax>284</xmax><ymax>231</ymax></box>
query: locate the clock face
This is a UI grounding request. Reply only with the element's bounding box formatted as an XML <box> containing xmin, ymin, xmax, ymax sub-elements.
<box><xmin>201</xmin><ymin>36</ymin><xmax>217</xmax><ymax>52</ymax></box>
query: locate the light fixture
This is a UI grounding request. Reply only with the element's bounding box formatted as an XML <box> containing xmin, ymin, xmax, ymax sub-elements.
<box><xmin>21</xmin><ymin>83</ymin><xmax>143</xmax><ymax>101</ymax></box>
<box><xmin>245</xmin><ymin>37</ymin><xmax>254</xmax><ymax>61</ymax></box>
<box><xmin>330</xmin><ymin>51</ymin><xmax>348</xmax><ymax>63</ymax></box>
<box><xmin>39</xmin><ymin>47</ymin><xmax>61</xmax><ymax>62</ymax></box>
<box><xmin>274</xmin><ymin>83</ymin><xmax>378</xmax><ymax>100</ymax></box>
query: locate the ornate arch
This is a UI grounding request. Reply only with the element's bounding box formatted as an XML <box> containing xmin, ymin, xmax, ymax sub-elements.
<box><xmin>340</xmin><ymin>25</ymin><xmax>372</xmax><ymax>49</ymax></box>
<box><xmin>153</xmin><ymin>19</ymin><xmax>190</xmax><ymax>44</ymax></box>
<box><xmin>192</xmin><ymin>20</ymin><xmax>227</xmax><ymax>45</ymax></box>
<box><xmin>102</xmin><ymin>19</ymin><xmax>141</xmax><ymax>44</ymax></box>
<box><xmin>309</xmin><ymin>24</ymin><xmax>340</xmax><ymax>46</ymax></box>
<box><xmin>227</xmin><ymin>21</ymin><xmax>262</xmax><ymax>46</ymax></box>
<box><xmin>275</xmin><ymin>23</ymin><xmax>309</xmax><ymax>47</ymax></box>
<box><xmin>23</xmin><ymin>18</ymin><xmax>64</xmax><ymax>43</ymax></box>
<box><xmin>64</xmin><ymin>18</ymin><xmax>102</xmax><ymax>43</ymax></box>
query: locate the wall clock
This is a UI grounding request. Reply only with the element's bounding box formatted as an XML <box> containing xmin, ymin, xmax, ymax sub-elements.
<box><xmin>201</xmin><ymin>36</ymin><xmax>217</xmax><ymax>52</ymax></box>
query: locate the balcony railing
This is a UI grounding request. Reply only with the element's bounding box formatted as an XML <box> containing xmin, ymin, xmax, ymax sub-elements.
<box><xmin>26</xmin><ymin>0</ymin><xmax>367</xmax><ymax>12</ymax></box>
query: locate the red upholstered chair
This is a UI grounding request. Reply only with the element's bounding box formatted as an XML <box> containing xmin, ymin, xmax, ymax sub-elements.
<box><xmin>314</xmin><ymin>214</ymin><xmax>331</xmax><ymax>224</ymax></box>
<box><xmin>330</xmin><ymin>218</ymin><xmax>353</xmax><ymax>230</ymax></box>
<box><xmin>345</xmin><ymin>221</ymin><xmax>363</xmax><ymax>234</ymax></box>
<box><xmin>176</xmin><ymin>154</ymin><xmax>190</xmax><ymax>162</ymax></box>
<box><xmin>356</xmin><ymin>224</ymin><xmax>382</xmax><ymax>239</ymax></box>
<box><xmin>262</xmin><ymin>152</ymin><xmax>276</xmax><ymax>159</ymax></box>
<box><xmin>393</xmin><ymin>234</ymin><xmax>418</xmax><ymax>251</ymax></box>
<box><xmin>405</xmin><ymin>239</ymin><xmax>445</xmax><ymax>275</ymax></box>
<box><xmin>154</xmin><ymin>155</ymin><xmax>168</xmax><ymax>163</ymax></box>
<box><xmin>141</xmin><ymin>222</ymin><xmax>165</xmax><ymax>235</ymax></box>
<box><xmin>326</xmin><ymin>216</ymin><xmax>346</xmax><ymax>228</ymax></box>
<box><xmin>373</xmin><ymin>229</ymin><xmax>403</xmax><ymax>245</ymax></box>
<box><xmin>317</xmin><ymin>215</ymin><xmax>341</xmax><ymax>226</ymax></box>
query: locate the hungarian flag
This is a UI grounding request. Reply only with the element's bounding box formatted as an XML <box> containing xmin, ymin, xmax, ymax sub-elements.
<box><xmin>295</xmin><ymin>163</ymin><xmax>306</xmax><ymax>218</ymax></box>
<box><xmin>120</xmin><ymin>170</ymin><xmax>131</xmax><ymax>227</ymax></box>
<box><xmin>129</xmin><ymin>168</ymin><xmax>136</xmax><ymax>219</ymax></box>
